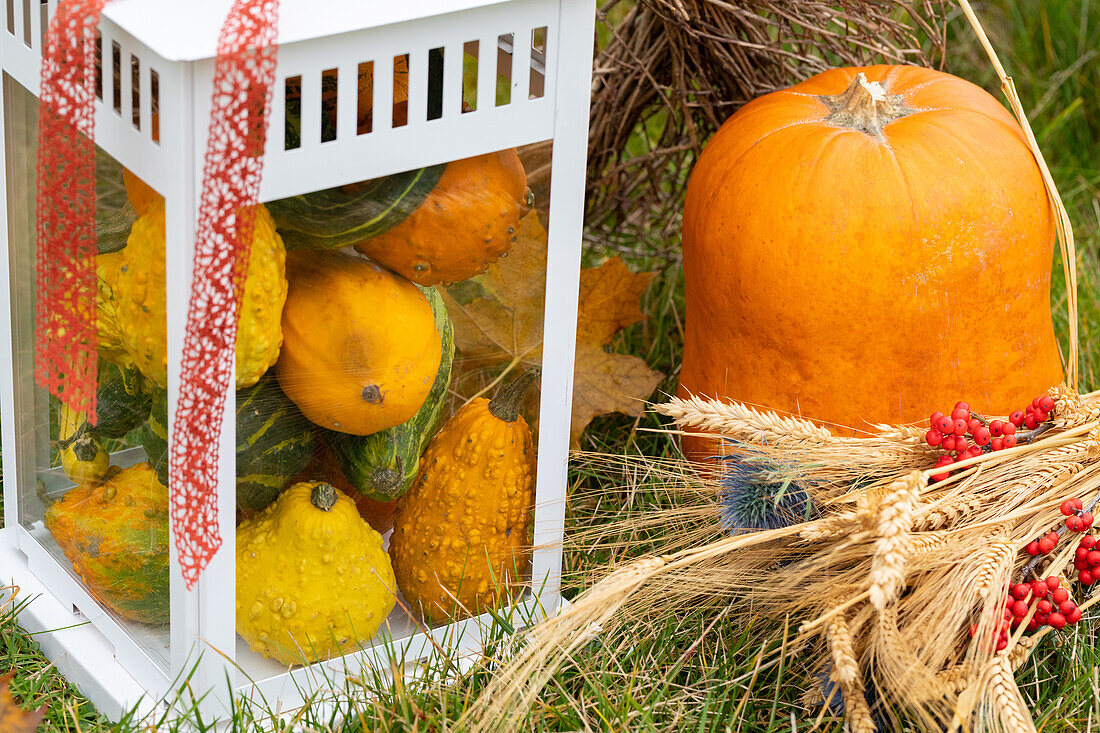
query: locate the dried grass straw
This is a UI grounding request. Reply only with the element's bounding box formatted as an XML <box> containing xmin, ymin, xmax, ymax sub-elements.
<box><xmin>455</xmin><ymin>3</ymin><xmax>1088</xmax><ymax>732</ymax></box>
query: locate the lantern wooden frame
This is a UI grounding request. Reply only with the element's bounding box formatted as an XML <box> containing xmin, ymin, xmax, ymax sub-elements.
<box><xmin>0</xmin><ymin>0</ymin><xmax>595</xmax><ymax>720</ymax></box>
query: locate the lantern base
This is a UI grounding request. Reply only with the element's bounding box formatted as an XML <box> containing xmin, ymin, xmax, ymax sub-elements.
<box><xmin>3</xmin><ymin>527</ymin><xmax>570</xmax><ymax>722</ymax></box>
<box><xmin>0</xmin><ymin>527</ymin><xmax>163</xmax><ymax>721</ymax></box>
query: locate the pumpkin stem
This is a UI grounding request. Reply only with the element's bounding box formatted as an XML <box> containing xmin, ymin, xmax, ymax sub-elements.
<box><xmin>489</xmin><ymin>368</ymin><xmax>541</xmax><ymax>423</ymax></box>
<box><xmin>820</xmin><ymin>72</ymin><xmax>911</xmax><ymax>139</ymax></box>
<box><xmin>310</xmin><ymin>482</ymin><xmax>338</xmax><ymax>511</ymax></box>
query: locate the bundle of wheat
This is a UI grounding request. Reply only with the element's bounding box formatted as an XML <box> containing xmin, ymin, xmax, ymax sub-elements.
<box><xmin>454</xmin><ymin>3</ymin><xmax>1091</xmax><ymax>731</ymax></box>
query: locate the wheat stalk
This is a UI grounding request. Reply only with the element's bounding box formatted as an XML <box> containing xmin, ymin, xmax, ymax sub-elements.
<box><xmin>657</xmin><ymin>395</ymin><xmax>834</xmax><ymax>445</ymax></box>
<box><xmin>826</xmin><ymin>614</ymin><xmax>860</xmax><ymax>686</ymax></box>
<box><xmin>912</xmin><ymin>494</ymin><xmax>986</xmax><ymax>531</ymax></box>
<box><xmin>933</xmin><ymin>662</ymin><xmax>975</xmax><ymax>697</ymax></box>
<box><xmin>986</xmin><ymin>655</ymin><xmax>1036</xmax><ymax>733</ymax></box>
<box><xmin>869</xmin><ymin>472</ymin><xmax>923</xmax><ymax>609</ymax></box>
<box><xmin>972</xmin><ymin>537</ymin><xmax>1017</xmax><ymax>600</ymax></box>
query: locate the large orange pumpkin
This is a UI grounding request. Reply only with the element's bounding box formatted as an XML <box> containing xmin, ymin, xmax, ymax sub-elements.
<box><xmin>679</xmin><ymin>65</ymin><xmax>1062</xmax><ymax>457</ymax></box>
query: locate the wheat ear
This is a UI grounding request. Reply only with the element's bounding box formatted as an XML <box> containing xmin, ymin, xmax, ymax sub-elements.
<box><xmin>657</xmin><ymin>395</ymin><xmax>834</xmax><ymax>445</ymax></box>
<box><xmin>825</xmin><ymin>613</ymin><xmax>875</xmax><ymax>733</ymax></box>
<box><xmin>868</xmin><ymin>471</ymin><xmax>923</xmax><ymax>609</ymax></box>
<box><xmin>987</xmin><ymin>655</ymin><xmax>1036</xmax><ymax>733</ymax></box>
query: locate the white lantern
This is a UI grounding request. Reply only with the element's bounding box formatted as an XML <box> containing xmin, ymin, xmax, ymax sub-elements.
<box><xmin>0</xmin><ymin>0</ymin><xmax>595</xmax><ymax>719</ymax></box>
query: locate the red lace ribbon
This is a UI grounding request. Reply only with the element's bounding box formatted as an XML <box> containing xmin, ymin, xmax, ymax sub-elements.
<box><xmin>35</xmin><ymin>0</ymin><xmax>110</xmax><ymax>422</ymax></box>
<box><xmin>36</xmin><ymin>0</ymin><xmax>281</xmax><ymax>590</ymax></box>
<box><xmin>169</xmin><ymin>0</ymin><xmax>280</xmax><ymax>589</ymax></box>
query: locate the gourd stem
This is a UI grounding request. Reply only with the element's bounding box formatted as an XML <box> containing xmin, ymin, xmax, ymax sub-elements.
<box><xmin>489</xmin><ymin>368</ymin><xmax>541</xmax><ymax>423</ymax></box>
<box><xmin>310</xmin><ymin>482</ymin><xmax>338</xmax><ymax>511</ymax></box>
<box><xmin>821</xmin><ymin>72</ymin><xmax>911</xmax><ymax>139</ymax></box>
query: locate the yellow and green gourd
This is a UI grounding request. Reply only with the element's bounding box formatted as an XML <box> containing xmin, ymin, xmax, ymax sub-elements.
<box><xmin>44</xmin><ymin>462</ymin><xmax>170</xmax><ymax>625</ymax></box>
<box><xmin>390</xmin><ymin>369</ymin><xmax>539</xmax><ymax>621</ymax></box>
<box><xmin>236</xmin><ymin>481</ymin><xmax>396</xmax><ymax>664</ymax></box>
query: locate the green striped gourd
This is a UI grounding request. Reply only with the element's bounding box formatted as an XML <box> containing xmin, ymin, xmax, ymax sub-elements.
<box><xmin>141</xmin><ymin>372</ymin><xmax>316</xmax><ymax>511</ymax></box>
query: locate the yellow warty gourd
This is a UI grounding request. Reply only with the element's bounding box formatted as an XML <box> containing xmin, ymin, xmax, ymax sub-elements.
<box><xmin>236</xmin><ymin>482</ymin><xmax>396</xmax><ymax>664</ymax></box>
<box><xmin>114</xmin><ymin>200</ymin><xmax>287</xmax><ymax>388</ymax></box>
<box><xmin>95</xmin><ymin>250</ymin><xmax>129</xmax><ymax>365</ymax></box>
<box><xmin>390</xmin><ymin>369</ymin><xmax>538</xmax><ymax>620</ymax></box>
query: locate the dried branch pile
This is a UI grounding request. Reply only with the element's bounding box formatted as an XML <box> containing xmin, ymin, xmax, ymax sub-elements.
<box><xmin>585</xmin><ymin>0</ymin><xmax>948</xmax><ymax>242</ymax></box>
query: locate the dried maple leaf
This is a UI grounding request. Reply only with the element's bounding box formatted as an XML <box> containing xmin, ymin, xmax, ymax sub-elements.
<box><xmin>444</xmin><ymin>212</ymin><xmax>663</xmax><ymax>446</ymax></box>
<box><xmin>0</xmin><ymin>673</ymin><xmax>46</xmax><ymax>733</ymax></box>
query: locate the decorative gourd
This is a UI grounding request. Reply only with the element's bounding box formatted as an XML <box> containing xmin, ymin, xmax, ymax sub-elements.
<box><xmin>90</xmin><ymin>359</ymin><xmax>153</xmax><ymax>439</ymax></box>
<box><xmin>679</xmin><ymin>66</ymin><xmax>1063</xmax><ymax>456</ymax></box>
<box><xmin>114</xmin><ymin>200</ymin><xmax>287</xmax><ymax>389</ymax></box>
<box><xmin>44</xmin><ymin>462</ymin><xmax>170</xmax><ymax>625</ymax></box>
<box><xmin>59</xmin><ymin>401</ymin><xmax>109</xmax><ymax>484</ymax></box>
<box><xmin>353</xmin><ymin>150</ymin><xmax>531</xmax><ymax>286</ymax></box>
<box><xmin>234</xmin><ymin>373</ymin><xmax>317</xmax><ymax>511</ymax></box>
<box><xmin>277</xmin><ymin>250</ymin><xmax>443</xmax><ymax>436</ymax></box>
<box><xmin>390</xmin><ymin>369</ymin><xmax>539</xmax><ymax>620</ymax></box>
<box><xmin>58</xmin><ymin>360</ymin><xmax>151</xmax><ymax>484</ymax></box>
<box><xmin>142</xmin><ymin>373</ymin><xmax>316</xmax><ymax>511</ymax></box>
<box><xmin>236</xmin><ymin>481</ymin><xmax>396</xmax><ymax>664</ymax></box>
<box><xmin>140</xmin><ymin>388</ymin><xmax>169</xmax><ymax>484</ymax></box>
<box><xmin>266</xmin><ymin>165</ymin><xmax>445</xmax><ymax>251</ymax></box>
<box><xmin>288</xmin><ymin>447</ymin><xmax>398</xmax><ymax>534</ymax></box>
<box><xmin>94</xmin><ymin>250</ymin><xmax>130</xmax><ymax>364</ymax></box>
<box><xmin>323</xmin><ymin>284</ymin><xmax>454</xmax><ymax>501</ymax></box>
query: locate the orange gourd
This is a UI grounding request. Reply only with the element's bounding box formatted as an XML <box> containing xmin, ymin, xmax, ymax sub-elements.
<box><xmin>353</xmin><ymin>150</ymin><xmax>530</xmax><ymax>286</ymax></box>
<box><xmin>276</xmin><ymin>250</ymin><xmax>443</xmax><ymax>436</ymax></box>
<box><xmin>679</xmin><ymin>65</ymin><xmax>1062</xmax><ymax>456</ymax></box>
<box><xmin>390</xmin><ymin>369</ymin><xmax>538</xmax><ymax>621</ymax></box>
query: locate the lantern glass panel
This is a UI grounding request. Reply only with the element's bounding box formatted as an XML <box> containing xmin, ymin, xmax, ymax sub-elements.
<box><xmin>5</xmin><ymin>73</ymin><xmax>172</xmax><ymax>670</ymax></box>
<box><xmin>234</xmin><ymin>139</ymin><xmax>552</xmax><ymax>671</ymax></box>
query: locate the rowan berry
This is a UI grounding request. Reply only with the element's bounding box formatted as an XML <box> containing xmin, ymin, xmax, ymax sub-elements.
<box><xmin>1026</xmin><ymin>540</ymin><xmax>1042</xmax><ymax>556</ymax></box>
<box><xmin>1048</xmin><ymin>612</ymin><xmax>1067</xmax><ymax>630</ymax></box>
<box><xmin>1039</xmin><ymin>537</ymin><xmax>1056</xmax><ymax>554</ymax></box>
<box><xmin>925</xmin><ymin>430</ymin><xmax>943</xmax><ymax>447</ymax></box>
<box><xmin>1009</xmin><ymin>410</ymin><xmax>1025</xmax><ymax>427</ymax></box>
<box><xmin>1052</xmin><ymin>587</ymin><xmax>1070</xmax><ymax>604</ymax></box>
<box><xmin>1038</xmin><ymin>395</ymin><xmax>1055</xmax><ymax>413</ymax></box>
<box><xmin>1080</xmin><ymin>570</ymin><xmax>1095</xmax><ymax>585</ymax></box>
<box><xmin>1003</xmin><ymin>435</ymin><xmax>1018</xmax><ymax>449</ymax></box>
<box><xmin>951</xmin><ymin>407</ymin><xmax>970</xmax><ymax>422</ymax></box>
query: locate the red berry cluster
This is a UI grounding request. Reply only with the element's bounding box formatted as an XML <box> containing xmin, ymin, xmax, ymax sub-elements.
<box><xmin>925</xmin><ymin>395</ymin><xmax>1055</xmax><ymax>482</ymax></box>
<box><xmin>973</xmin><ymin>577</ymin><xmax>1082</xmax><ymax>650</ymax></box>
<box><xmin>1061</xmin><ymin>497</ymin><xmax>1096</xmax><ymax>534</ymax></box>
<box><xmin>1073</xmin><ymin>533</ymin><xmax>1100</xmax><ymax>585</ymax></box>
<box><xmin>1004</xmin><ymin>577</ymin><xmax>1083</xmax><ymax>632</ymax></box>
<box><xmin>1025</xmin><ymin>530</ymin><xmax>1062</xmax><ymax>557</ymax></box>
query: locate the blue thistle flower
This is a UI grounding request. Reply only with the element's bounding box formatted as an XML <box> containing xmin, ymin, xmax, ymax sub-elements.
<box><xmin>716</xmin><ymin>446</ymin><xmax>816</xmax><ymax>534</ymax></box>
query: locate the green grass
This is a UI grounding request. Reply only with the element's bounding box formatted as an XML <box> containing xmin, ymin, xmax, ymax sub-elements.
<box><xmin>3</xmin><ymin>0</ymin><xmax>1100</xmax><ymax>730</ymax></box>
